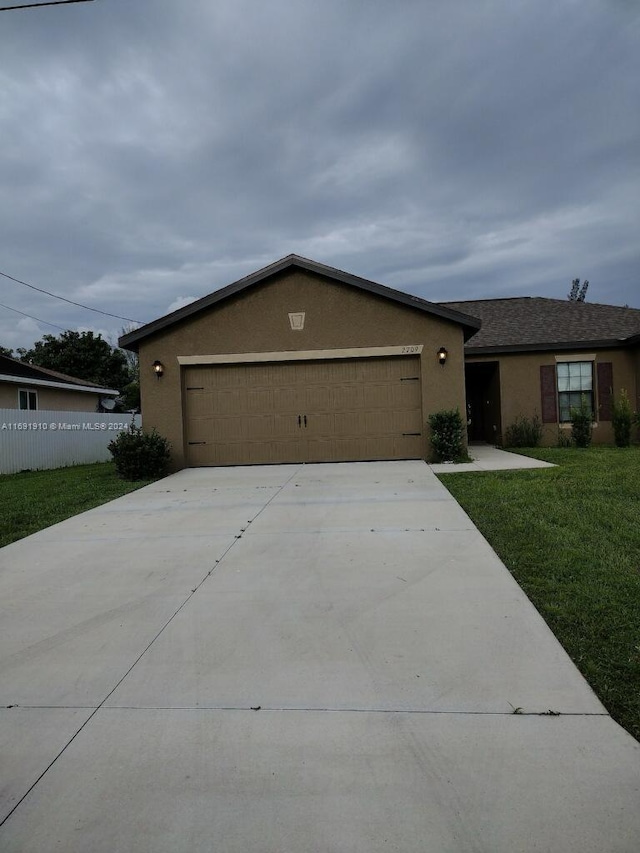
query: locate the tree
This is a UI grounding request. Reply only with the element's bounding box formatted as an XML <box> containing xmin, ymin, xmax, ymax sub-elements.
<box><xmin>117</xmin><ymin>325</ymin><xmax>140</xmax><ymax>411</ymax></box>
<box><xmin>0</xmin><ymin>346</ymin><xmax>15</xmax><ymax>358</ymax></box>
<box><xmin>568</xmin><ymin>278</ymin><xmax>589</xmax><ymax>302</ymax></box>
<box><xmin>17</xmin><ymin>330</ymin><xmax>131</xmax><ymax>391</ymax></box>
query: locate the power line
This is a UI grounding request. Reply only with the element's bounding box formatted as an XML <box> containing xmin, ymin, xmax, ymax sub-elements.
<box><xmin>0</xmin><ymin>270</ymin><xmax>143</xmax><ymax>324</ymax></box>
<box><xmin>1</xmin><ymin>1</ymin><xmax>94</xmax><ymax>11</ymax></box>
<box><xmin>0</xmin><ymin>301</ymin><xmax>68</xmax><ymax>332</ymax></box>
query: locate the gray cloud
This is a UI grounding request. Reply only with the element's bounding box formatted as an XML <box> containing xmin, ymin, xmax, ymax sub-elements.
<box><xmin>1</xmin><ymin>0</ymin><xmax>638</xmax><ymax>352</ymax></box>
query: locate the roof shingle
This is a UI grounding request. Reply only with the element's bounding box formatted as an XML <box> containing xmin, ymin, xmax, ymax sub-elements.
<box><xmin>439</xmin><ymin>297</ymin><xmax>640</xmax><ymax>352</ymax></box>
<box><xmin>0</xmin><ymin>354</ymin><xmax>117</xmax><ymax>392</ymax></box>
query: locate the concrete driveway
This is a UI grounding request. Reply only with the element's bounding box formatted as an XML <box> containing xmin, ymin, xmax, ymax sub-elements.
<box><xmin>1</xmin><ymin>461</ymin><xmax>639</xmax><ymax>852</ymax></box>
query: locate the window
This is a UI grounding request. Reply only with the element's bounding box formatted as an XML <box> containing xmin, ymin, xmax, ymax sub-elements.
<box><xmin>18</xmin><ymin>389</ymin><xmax>38</xmax><ymax>410</ymax></box>
<box><xmin>556</xmin><ymin>362</ymin><xmax>593</xmax><ymax>422</ymax></box>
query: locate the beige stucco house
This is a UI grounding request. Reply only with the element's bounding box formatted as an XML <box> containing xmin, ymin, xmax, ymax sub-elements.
<box><xmin>120</xmin><ymin>255</ymin><xmax>480</xmax><ymax>469</ymax></box>
<box><xmin>0</xmin><ymin>354</ymin><xmax>119</xmax><ymax>413</ymax></box>
<box><xmin>120</xmin><ymin>255</ymin><xmax>640</xmax><ymax>469</ymax></box>
<box><xmin>443</xmin><ymin>297</ymin><xmax>640</xmax><ymax>446</ymax></box>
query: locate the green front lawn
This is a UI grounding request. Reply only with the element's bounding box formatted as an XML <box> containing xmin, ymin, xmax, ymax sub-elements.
<box><xmin>439</xmin><ymin>447</ymin><xmax>640</xmax><ymax>742</ymax></box>
<box><xmin>0</xmin><ymin>463</ymin><xmax>155</xmax><ymax>548</ymax></box>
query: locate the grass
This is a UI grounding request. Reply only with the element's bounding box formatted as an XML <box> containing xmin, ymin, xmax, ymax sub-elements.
<box><xmin>438</xmin><ymin>446</ymin><xmax>640</xmax><ymax>742</ymax></box>
<box><xmin>0</xmin><ymin>462</ymin><xmax>156</xmax><ymax>548</ymax></box>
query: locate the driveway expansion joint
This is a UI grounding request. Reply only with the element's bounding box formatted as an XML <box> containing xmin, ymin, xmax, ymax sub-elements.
<box><xmin>61</xmin><ymin>705</ymin><xmax>612</xmax><ymax>718</ymax></box>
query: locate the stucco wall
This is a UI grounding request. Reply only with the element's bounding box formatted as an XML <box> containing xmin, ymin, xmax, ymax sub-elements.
<box><xmin>467</xmin><ymin>347</ymin><xmax>637</xmax><ymax>446</ymax></box>
<box><xmin>0</xmin><ymin>382</ymin><xmax>101</xmax><ymax>412</ymax></box>
<box><xmin>138</xmin><ymin>269</ymin><xmax>468</xmax><ymax>469</ymax></box>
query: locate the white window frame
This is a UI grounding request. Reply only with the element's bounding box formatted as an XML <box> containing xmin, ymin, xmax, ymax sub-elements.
<box><xmin>555</xmin><ymin>358</ymin><xmax>594</xmax><ymax>424</ymax></box>
<box><xmin>18</xmin><ymin>388</ymin><xmax>38</xmax><ymax>410</ymax></box>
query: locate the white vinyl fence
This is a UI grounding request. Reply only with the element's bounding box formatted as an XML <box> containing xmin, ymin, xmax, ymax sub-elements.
<box><xmin>0</xmin><ymin>410</ymin><xmax>142</xmax><ymax>475</ymax></box>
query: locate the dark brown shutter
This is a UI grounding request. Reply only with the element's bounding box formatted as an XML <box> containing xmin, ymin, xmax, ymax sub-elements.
<box><xmin>540</xmin><ymin>365</ymin><xmax>557</xmax><ymax>423</ymax></box>
<box><xmin>597</xmin><ymin>362</ymin><xmax>613</xmax><ymax>421</ymax></box>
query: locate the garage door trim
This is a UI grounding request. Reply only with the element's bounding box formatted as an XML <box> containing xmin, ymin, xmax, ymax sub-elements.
<box><xmin>178</xmin><ymin>344</ymin><xmax>423</xmax><ymax>367</ymax></box>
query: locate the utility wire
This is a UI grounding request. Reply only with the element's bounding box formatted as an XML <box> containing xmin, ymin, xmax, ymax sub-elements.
<box><xmin>0</xmin><ymin>270</ymin><xmax>143</xmax><ymax>324</ymax></box>
<box><xmin>1</xmin><ymin>1</ymin><xmax>94</xmax><ymax>11</ymax></box>
<box><xmin>0</xmin><ymin>301</ymin><xmax>68</xmax><ymax>332</ymax></box>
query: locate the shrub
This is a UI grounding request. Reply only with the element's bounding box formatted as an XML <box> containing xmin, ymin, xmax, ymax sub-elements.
<box><xmin>428</xmin><ymin>409</ymin><xmax>465</xmax><ymax>462</ymax></box>
<box><xmin>108</xmin><ymin>422</ymin><xmax>171</xmax><ymax>480</ymax></box>
<box><xmin>611</xmin><ymin>389</ymin><xmax>633</xmax><ymax>448</ymax></box>
<box><xmin>504</xmin><ymin>415</ymin><xmax>543</xmax><ymax>448</ymax></box>
<box><xmin>557</xmin><ymin>428</ymin><xmax>573</xmax><ymax>448</ymax></box>
<box><xmin>570</xmin><ymin>396</ymin><xmax>593</xmax><ymax>448</ymax></box>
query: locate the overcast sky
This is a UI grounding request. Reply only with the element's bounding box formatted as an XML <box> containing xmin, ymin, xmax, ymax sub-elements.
<box><xmin>1</xmin><ymin>0</ymin><xmax>638</xmax><ymax>353</ymax></box>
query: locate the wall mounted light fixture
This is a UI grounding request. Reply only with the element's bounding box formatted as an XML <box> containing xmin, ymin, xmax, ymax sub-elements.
<box><xmin>152</xmin><ymin>360</ymin><xmax>164</xmax><ymax>379</ymax></box>
<box><xmin>437</xmin><ymin>347</ymin><xmax>448</xmax><ymax>366</ymax></box>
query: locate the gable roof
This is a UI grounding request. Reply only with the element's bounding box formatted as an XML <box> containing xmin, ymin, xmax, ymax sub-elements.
<box><xmin>0</xmin><ymin>354</ymin><xmax>119</xmax><ymax>396</ymax></box>
<box><xmin>440</xmin><ymin>297</ymin><xmax>640</xmax><ymax>354</ymax></box>
<box><xmin>119</xmin><ymin>254</ymin><xmax>481</xmax><ymax>351</ymax></box>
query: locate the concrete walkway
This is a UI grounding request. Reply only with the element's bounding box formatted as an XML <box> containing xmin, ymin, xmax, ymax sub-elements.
<box><xmin>1</xmin><ymin>461</ymin><xmax>638</xmax><ymax>851</ymax></box>
<box><xmin>429</xmin><ymin>444</ymin><xmax>556</xmax><ymax>473</ymax></box>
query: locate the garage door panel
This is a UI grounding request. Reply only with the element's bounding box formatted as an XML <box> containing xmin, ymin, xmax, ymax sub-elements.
<box><xmin>185</xmin><ymin>391</ymin><xmax>215</xmax><ymax>418</ymax></box>
<box><xmin>362</xmin><ymin>382</ymin><xmax>394</xmax><ymax>409</ymax></box>
<box><xmin>185</xmin><ymin>443</ymin><xmax>212</xmax><ymax>465</ymax></box>
<box><xmin>331</xmin><ymin>412</ymin><xmax>364</xmax><ymax>437</ymax></box>
<box><xmin>330</xmin><ymin>385</ymin><xmax>364</xmax><ymax>409</ymax></box>
<box><xmin>362</xmin><ymin>410</ymin><xmax>393</xmax><ymax>434</ymax></box>
<box><xmin>244</xmin><ymin>389</ymin><xmax>273</xmax><ymax>414</ymax></box>
<box><xmin>217</xmin><ymin>389</ymin><xmax>249</xmax><ymax>415</ymax></box>
<box><xmin>271</xmin><ymin>414</ymin><xmax>302</xmax><ymax>438</ymax></box>
<box><xmin>243</xmin><ymin>437</ymin><xmax>306</xmax><ymax>464</ymax></box>
<box><xmin>271</xmin><ymin>388</ymin><xmax>304</xmax><ymax>413</ymax></box>
<box><xmin>303</xmin><ymin>385</ymin><xmax>332</xmax><ymax>410</ymax></box>
<box><xmin>395</xmin><ymin>409</ymin><xmax>423</xmax><ymax>433</ymax></box>
<box><xmin>184</xmin><ymin>357</ymin><xmax>422</xmax><ymax>466</ymax></box>
<box><xmin>187</xmin><ymin>416</ymin><xmax>237</xmax><ymax>443</ymax></box>
<box><xmin>183</xmin><ymin>416</ymin><xmax>212</xmax><ymax>443</ymax></box>
<box><xmin>306</xmin><ymin>411</ymin><xmax>333</xmax><ymax>434</ymax></box>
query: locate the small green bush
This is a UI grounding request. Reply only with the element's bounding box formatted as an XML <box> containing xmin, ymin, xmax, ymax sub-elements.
<box><xmin>504</xmin><ymin>415</ymin><xmax>543</xmax><ymax>448</ymax></box>
<box><xmin>108</xmin><ymin>423</ymin><xmax>171</xmax><ymax>480</ymax></box>
<box><xmin>570</xmin><ymin>396</ymin><xmax>593</xmax><ymax>448</ymax></box>
<box><xmin>611</xmin><ymin>389</ymin><xmax>633</xmax><ymax>448</ymax></box>
<box><xmin>557</xmin><ymin>428</ymin><xmax>573</xmax><ymax>448</ymax></box>
<box><xmin>428</xmin><ymin>408</ymin><xmax>465</xmax><ymax>462</ymax></box>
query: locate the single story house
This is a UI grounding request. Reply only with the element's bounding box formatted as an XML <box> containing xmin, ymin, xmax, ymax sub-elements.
<box><xmin>442</xmin><ymin>297</ymin><xmax>640</xmax><ymax>446</ymax></box>
<box><xmin>0</xmin><ymin>354</ymin><xmax>119</xmax><ymax>413</ymax></box>
<box><xmin>119</xmin><ymin>255</ymin><xmax>640</xmax><ymax>469</ymax></box>
<box><xmin>120</xmin><ymin>255</ymin><xmax>480</xmax><ymax>468</ymax></box>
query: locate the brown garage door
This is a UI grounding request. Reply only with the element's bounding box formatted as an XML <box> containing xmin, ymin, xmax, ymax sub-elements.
<box><xmin>183</xmin><ymin>356</ymin><xmax>423</xmax><ymax>466</ymax></box>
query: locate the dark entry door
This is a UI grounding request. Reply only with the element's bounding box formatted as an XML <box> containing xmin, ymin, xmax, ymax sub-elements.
<box><xmin>464</xmin><ymin>362</ymin><xmax>502</xmax><ymax>443</ymax></box>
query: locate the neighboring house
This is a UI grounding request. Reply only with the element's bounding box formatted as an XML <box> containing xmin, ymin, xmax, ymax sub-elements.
<box><xmin>0</xmin><ymin>354</ymin><xmax>119</xmax><ymax>413</ymax></box>
<box><xmin>441</xmin><ymin>297</ymin><xmax>640</xmax><ymax>446</ymax></box>
<box><xmin>120</xmin><ymin>255</ymin><xmax>480</xmax><ymax>469</ymax></box>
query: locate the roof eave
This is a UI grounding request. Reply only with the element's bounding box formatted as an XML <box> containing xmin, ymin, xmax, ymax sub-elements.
<box><xmin>464</xmin><ymin>337</ymin><xmax>631</xmax><ymax>356</ymax></box>
<box><xmin>0</xmin><ymin>374</ymin><xmax>119</xmax><ymax>395</ymax></box>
